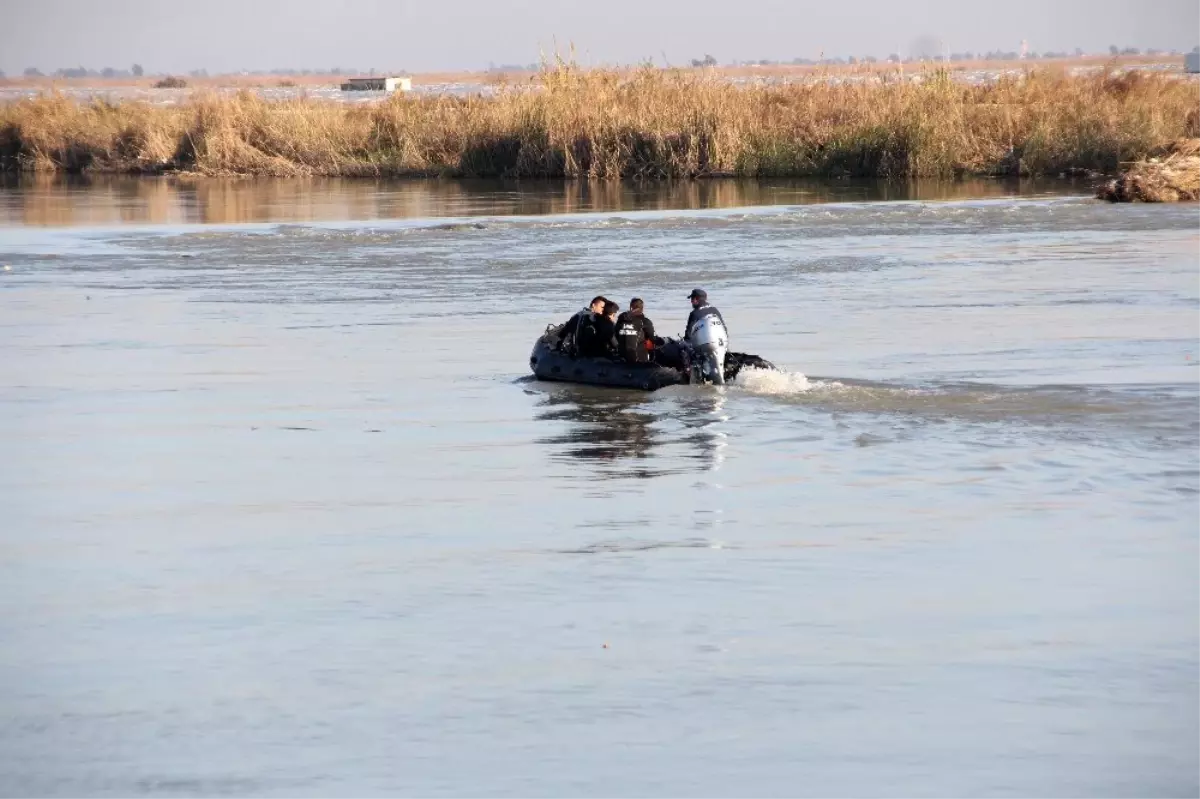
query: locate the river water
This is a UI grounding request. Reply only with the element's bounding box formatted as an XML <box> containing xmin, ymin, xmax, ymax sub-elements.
<box><xmin>1</xmin><ymin>177</ymin><xmax>1197</xmax><ymax>797</ymax></box>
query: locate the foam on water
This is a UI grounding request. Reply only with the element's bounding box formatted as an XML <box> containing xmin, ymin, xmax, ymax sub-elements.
<box><xmin>733</xmin><ymin>366</ymin><xmax>818</xmax><ymax>395</ymax></box>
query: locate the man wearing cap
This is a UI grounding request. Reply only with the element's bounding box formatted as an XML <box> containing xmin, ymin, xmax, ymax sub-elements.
<box><xmin>683</xmin><ymin>288</ymin><xmax>729</xmax><ymax>383</ymax></box>
<box><xmin>685</xmin><ymin>289</ymin><xmax>727</xmax><ymax>344</ymax></box>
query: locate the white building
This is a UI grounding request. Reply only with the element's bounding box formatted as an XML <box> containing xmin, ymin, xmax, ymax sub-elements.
<box><xmin>340</xmin><ymin>76</ymin><xmax>413</xmax><ymax>92</ymax></box>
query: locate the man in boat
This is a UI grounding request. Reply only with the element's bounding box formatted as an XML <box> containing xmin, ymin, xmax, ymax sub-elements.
<box><xmin>556</xmin><ymin>295</ymin><xmax>608</xmax><ymax>354</ymax></box>
<box><xmin>683</xmin><ymin>288</ymin><xmax>730</xmax><ymax>383</ymax></box>
<box><xmin>615</xmin><ymin>297</ymin><xmax>659</xmax><ymax>364</ymax></box>
<box><xmin>579</xmin><ymin>300</ymin><xmax>621</xmax><ymax>358</ymax></box>
<box><xmin>685</xmin><ymin>288</ymin><xmax>727</xmax><ymax>344</ymax></box>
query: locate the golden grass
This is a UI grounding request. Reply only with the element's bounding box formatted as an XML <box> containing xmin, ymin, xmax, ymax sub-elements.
<box><xmin>2</xmin><ymin>65</ymin><xmax>1197</xmax><ymax>179</ymax></box>
<box><xmin>1096</xmin><ymin>137</ymin><xmax>1200</xmax><ymax>201</ymax></box>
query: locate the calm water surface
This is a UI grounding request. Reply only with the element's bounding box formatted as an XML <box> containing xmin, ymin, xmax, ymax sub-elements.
<box><xmin>1</xmin><ymin>179</ymin><xmax>1197</xmax><ymax>797</ymax></box>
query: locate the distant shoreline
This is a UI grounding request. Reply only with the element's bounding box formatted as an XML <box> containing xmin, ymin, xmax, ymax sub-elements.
<box><xmin>1</xmin><ymin>65</ymin><xmax>1195</xmax><ymax>180</ymax></box>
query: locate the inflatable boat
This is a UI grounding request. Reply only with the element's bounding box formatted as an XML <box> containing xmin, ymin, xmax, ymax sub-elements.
<box><xmin>528</xmin><ymin>324</ymin><xmax>776</xmax><ymax>391</ymax></box>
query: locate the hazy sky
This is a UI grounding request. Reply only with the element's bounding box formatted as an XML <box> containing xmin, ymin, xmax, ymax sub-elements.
<box><xmin>2</xmin><ymin>0</ymin><xmax>1197</xmax><ymax>74</ymax></box>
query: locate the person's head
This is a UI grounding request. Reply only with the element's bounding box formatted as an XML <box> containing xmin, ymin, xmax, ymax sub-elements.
<box><xmin>629</xmin><ymin>298</ymin><xmax>644</xmax><ymax>315</ymax></box>
<box><xmin>603</xmin><ymin>300</ymin><xmax>619</xmax><ymax>320</ymax></box>
<box><xmin>589</xmin><ymin>295</ymin><xmax>607</xmax><ymax>314</ymax></box>
<box><xmin>688</xmin><ymin>288</ymin><xmax>708</xmax><ymax>308</ymax></box>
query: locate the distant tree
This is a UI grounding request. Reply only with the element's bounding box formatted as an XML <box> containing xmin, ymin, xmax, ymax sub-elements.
<box><xmin>862</xmin><ymin>55</ymin><xmax>877</xmax><ymax>64</ymax></box>
<box><xmin>188</xmin><ymin>68</ymin><xmax>208</xmax><ymax>78</ymax></box>
<box><xmin>101</xmin><ymin>67</ymin><xmax>117</xmax><ymax>78</ymax></box>
<box><xmin>1075</xmin><ymin>48</ymin><xmax>1084</xmax><ymax>57</ymax></box>
<box><xmin>689</xmin><ymin>54</ymin><xmax>718</xmax><ymax>68</ymax></box>
<box><xmin>0</xmin><ymin>69</ymin><xmax>5</xmax><ymax>78</ymax></box>
<box><xmin>132</xmin><ymin>63</ymin><xmax>143</xmax><ymax>77</ymax></box>
<box><xmin>23</xmin><ymin>66</ymin><xmax>42</xmax><ymax>76</ymax></box>
<box><xmin>1109</xmin><ymin>45</ymin><xmax>1119</xmax><ymax>56</ymax></box>
<box><xmin>887</xmin><ymin>53</ymin><xmax>901</xmax><ymax>63</ymax></box>
<box><xmin>1120</xmin><ymin>47</ymin><xmax>1140</xmax><ymax>55</ymax></box>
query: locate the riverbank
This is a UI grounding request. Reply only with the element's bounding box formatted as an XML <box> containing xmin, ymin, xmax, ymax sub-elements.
<box><xmin>1097</xmin><ymin>138</ymin><xmax>1200</xmax><ymax>202</ymax></box>
<box><xmin>2</xmin><ymin>66</ymin><xmax>1196</xmax><ymax>179</ymax></box>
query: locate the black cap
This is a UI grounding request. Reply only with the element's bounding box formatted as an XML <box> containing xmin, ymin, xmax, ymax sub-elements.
<box><xmin>688</xmin><ymin>288</ymin><xmax>707</xmax><ymax>301</ymax></box>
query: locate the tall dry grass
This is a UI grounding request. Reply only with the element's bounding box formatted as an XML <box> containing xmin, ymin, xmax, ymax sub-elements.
<box><xmin>2</xmin><ymin>65</ymin><xmax>1197</xmax><ymax>179</ymax></box>
<box><xmin>1097</xmin><ymin>137</ymin><xmax>1200</xmax><ymax>201</ymax></box>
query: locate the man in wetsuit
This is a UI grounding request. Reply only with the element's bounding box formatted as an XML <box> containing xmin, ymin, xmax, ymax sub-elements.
<box><xmin>556</xmin><ymin>295</ymin><xmax>607</xmax><ymax>354</ymax></box>
<box><xmin>683</xmin><ymin>288</ymin><xmax>730</xmax><ymax>383</ymax></box>
<box><xmin>684</xmin><ymin>288</ymin><xmax>727</xmax><ymax>345</ymax></box>
<box><xmin>615</xmin><ymin>297</ymin><xmax>658</xmax><ymax>364</ymax></box>
<box><xmin>580</xmin><ymin>300</ymin><xmax>620</xmax><ymax>358</ymax></box>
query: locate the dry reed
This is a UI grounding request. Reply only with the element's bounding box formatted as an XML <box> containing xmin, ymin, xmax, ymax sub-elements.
<box><xmin>2</xmin><ymin>65</ymin><xmax>1197</xmax><ymax>179</ymax></box>
<box><xmin>1096</xmin><ymin>138</ymin><xmax>1200</xmax><ymax>201</ymax></box>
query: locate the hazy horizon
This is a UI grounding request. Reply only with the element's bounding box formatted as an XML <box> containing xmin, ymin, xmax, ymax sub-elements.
<box><xmin>2</xmin><ymin>0</ymin><xmax>1197</xmax><ymax>75</ymax></box>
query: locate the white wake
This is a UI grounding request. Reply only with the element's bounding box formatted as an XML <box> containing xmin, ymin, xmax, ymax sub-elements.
<box><xmin>733</xmin><ymin>367</ymin><xmax>821</xmax><ymax>395</ymax></box>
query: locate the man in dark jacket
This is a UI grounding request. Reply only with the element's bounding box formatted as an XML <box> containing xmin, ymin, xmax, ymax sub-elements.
<box><xmin>684</xmin><ymin>288</ymin><xmax>727</xmax><ymax>344</ymax></box>
<box><xmin>580</xmin><ymin>300</ymin><xmax>620</xmax><ymax>358</ymax></box>
<box><xmin>557</xmin><ymin>295</ymin><xmax>607</xmax><ymax>353</ymax></box>
<box><xmin>615</xmin><ymin>297</ymin><xmax>658</xmax><ymax>364</ymax></box>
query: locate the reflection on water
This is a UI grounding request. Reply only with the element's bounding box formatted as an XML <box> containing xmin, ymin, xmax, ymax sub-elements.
<box><xmin>532</xmin><ymin>386</ymin><xmax>666</xmax><ymax>479</ymax></box>
<box><xmin>530</xmin><ymin>384</ymin><xmax>729</xmax><ymax>479</ymax></box>
<box><xmin>0</xmin><ymin>173</ymin><xmax>1094</xmax><ymax>227</ymax></box>
<box><xmin>677</xmin><ymin>390</ymin><xmax>730</xmax><ymax>474</ymax></box>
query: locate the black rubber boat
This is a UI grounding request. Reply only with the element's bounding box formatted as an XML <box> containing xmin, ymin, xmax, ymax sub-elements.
<box><xmin>529</xmin><ymin>324</ymin><xmax>777</xmax><ymax>391</ymax></box>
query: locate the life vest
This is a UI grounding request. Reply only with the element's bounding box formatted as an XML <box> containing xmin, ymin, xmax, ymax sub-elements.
<box><xmin>615</xmin><ymin>312</ymin><xmax>650</xmax><ymax>363</ymax></box>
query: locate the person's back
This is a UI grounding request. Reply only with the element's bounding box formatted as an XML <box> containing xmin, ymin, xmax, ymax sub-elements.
<box><xmin>616</xmin><ymin>298</ymin><xmax>657</xmax><ymax>364</ymax></box>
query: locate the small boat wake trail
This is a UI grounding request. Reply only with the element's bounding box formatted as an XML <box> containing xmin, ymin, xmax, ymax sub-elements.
<box><xmin>731</xmin><ymin>367</ymin><xmax>1198</xmax><ymax>444</ymax></box>
<box><xmin>732</xmin><ymin>366</ymin><xmax>819</xmax><ymax>395</ymax></box>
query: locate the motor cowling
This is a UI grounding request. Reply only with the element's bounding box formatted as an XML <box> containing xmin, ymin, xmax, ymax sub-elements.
<box><xmin>689</xmin><ymin>314</ymin><xmax>727</xmax><ymax>350</ymax></box>
<box><xmin>688</xmin><ymin>315</ymin><xmax>728</xmax><ymax>385</ymax></box>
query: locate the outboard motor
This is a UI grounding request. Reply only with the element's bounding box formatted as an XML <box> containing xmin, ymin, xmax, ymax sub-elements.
<box><xmin>687</xmin><ymin>314</ymin><xmax>729</xmax><ymax>386</ymax></box>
